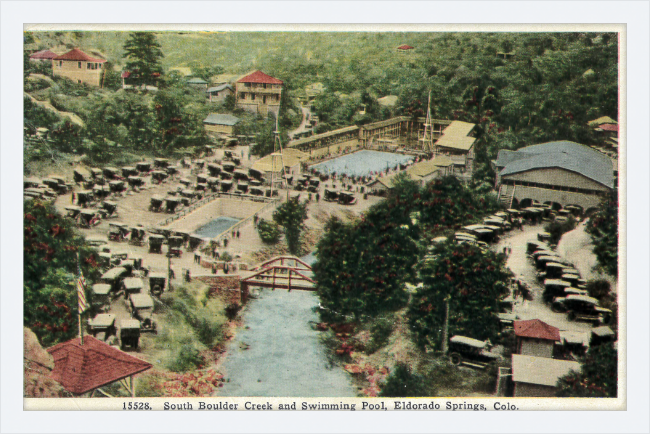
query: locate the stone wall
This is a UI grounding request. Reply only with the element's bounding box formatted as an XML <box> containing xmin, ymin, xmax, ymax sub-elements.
<box><xmin>193</xmin><ymin>275</ymin><xmax>241</xmax><ymax>305</ymax></box>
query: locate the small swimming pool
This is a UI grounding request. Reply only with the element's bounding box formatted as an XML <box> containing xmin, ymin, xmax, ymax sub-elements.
<box><xmin>310</xmin><ymin>150</ymin><xmax>414</xmax><ymax>177</ymax></box>
<box><xmin>193</xmin><ymin>216</ymin><xmax>241</xmax><ymax>238</ymax></box>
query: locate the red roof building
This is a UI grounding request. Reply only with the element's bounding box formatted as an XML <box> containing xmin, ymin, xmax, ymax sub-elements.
<box><xmin>235</xmin><ymin>70</ymin><xmax>283</xmax><ymax>118</ymax></box>
<box><xmin>598</xmin><ymin>123</ymin><xmax>618</xmax><ymax>132</ymax></box>
<box><xmin>47</xmin><ymin>336</ymin><xmax>152</xmax><ymax>395</ymax></box>
<box><xmin>236</xmin><ymin>70</ymin><xmax>283</xmax><ymax>85</ymax></box>
<box><xmin>397</xmin><ymin>44</ymin><xmax>414</xmax><ymax>50</ymax></box>
<box><xmin>52</xmin><ymin>48</ymin><xmax>107</xmax><ymax>87</ymax></box>
<box><xmin>29</xmin><ymin>49</ymin><xmax>59</xmax><ymax>61</ymax></box>
<box><xmin>53</xmin><ymin>48</ymin><xmax>106</xmax><ymax>63</ymax></box>
<box><xmin>514</xmin><ymin>319</ymin><xmax>561</xmax><ymax>359</ymax></box>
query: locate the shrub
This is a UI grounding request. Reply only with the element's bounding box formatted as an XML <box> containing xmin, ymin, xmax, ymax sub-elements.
<box><xmin>256</xmin><ymin>218</ymin><xmax>281</xmax><ymax>244</ymax></box>
<box><xmin>586</xmin><ymin>279</ymin><xmax>612</xmax><ymax>301</ymax></box>
<box><xmin>225</xmin><ymin>303</ymin><xmax>241</xmax><ymax>321</ymax></box>
<box><xmin>365</xmin><ymin>317</ymin><xmax>395</xmax><ymax>354</ymax></box>
<box><xmin>379</xmin><ymin>363</ymin><xmax>429</xmax><ymax>397</ymax></box>
<box><xmin>544</xmin><ymin>216</ymin><xmax>576</xmax><ymax>245</ymax></box>
<box><xmin>167</xmin><ymin>343</ymin><xmax>205</xmax><ymax>372</ymax></box>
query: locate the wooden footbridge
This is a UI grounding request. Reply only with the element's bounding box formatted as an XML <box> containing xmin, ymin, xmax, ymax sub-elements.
<box><xmin>240</xmin><ymin>256</ymin><xmax>316</xmax><ymax>303</ymax></box>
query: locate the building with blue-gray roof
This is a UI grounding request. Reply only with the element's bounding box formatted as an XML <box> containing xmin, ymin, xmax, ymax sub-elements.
<box><xmin>203</xmin><ymin>113</ymin><xmax>240</xmax><ymax>137</ymax></box>
<box><xmin>495</xmin><ymin>141</ymin><xmax>615</xmax><ymax>212</ymax></box>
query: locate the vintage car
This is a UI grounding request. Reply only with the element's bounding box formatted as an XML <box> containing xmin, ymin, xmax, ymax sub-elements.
<box><xmin>149</xmin><ymin>272</ymin><xmax>167</xmax><ymax>297</ymax></box>
<box><xmin>219</xmin><ymin>170</ymin><xmax>233</xmax><ymax>181</ymax></box>
<box><xmin>154</xmin><ymin>158</ymin><xmax>169</xmax><ymax>169</ymax></box>
<box><xmin>188</xmin><ymin>235</ymin><xmax>204</xmax><ymax>252</ymax></box>
<box><xmin>551</xmin><ymin>295</ymin><xmax>612</xmax><ymax>326</ymax></box>
<box><xmin>145</xmin><ymin>233</ymin><xmax>163</xmax><ymax>254</ymax></box>
<box><xmin>151</xmin><ymin>170</ymin><xmax>168</xmax><ymax>183</ymax></box>
<box><xmin>129</xmin><ymin>226</ymin><xmax>146</xmax><ymax>246</ymax></box>
<box><xmin>165</xmin><ymin>197</ymin><xmax>181</xmax><ymax>213</ymax></box>
<box><xmin>91</xmin><ymin>283</ymin><xmax>112</xmax><ymax>312</ymax></box>
<box><xmin>101</xmin><ymin>266</ymin><xmax>129</xmax><ymax>293</ymax></box>
<box><xmin>236</xmin><ymin>182</ymin><xmax>249</xmax><ymax>193</ymax></box>
<box><xmin>108</xmin><ymin>222</ymin><xmax>129</xmax><ymax>242</ymax></box>
<box><xmin>220</xmin><ymin>180</ymin><xmax>233</xmax><ymax>192</ymax></box>
<box><xmin>101</xmin><ymin>200</ymin><xmax>118</xmax><ymax>218</ymax></box>
<box><xmin>75</xmin><ymin>190</ymin><xmax>94</xmax><ymax>208</ymax></box>
<box><xmin>250</xmin><ymin>186</ymin><xmax>264</xmax><ymax>196</ymax></box>
<box><xmin>543</xmin><ymin>279</ymin><xmax>573</xmax><ymax>302</ymax></box>
<box><xmin>78</xmin><ymin>209</ymin><xmax>102</xmax><ymax>228</ymax></box>
<box><xmin>323</xmin><ymin>188</ymin><xmax>339</xmax><ymax>202</ymax></box>
<box><xmin>233</xmin><ymin>169</ymin><xmax>249</xmax><ymax>181</ymax></box>
<box><xmin>590</xmin><ymin>326</ymin><xmax>616</xmax><ymax>347</ymax></box>
<box><xmin>128</xmin><ymin>294</ymin><xmax>157</xmax><ymax>333</ymax></box>
<box><xmin>73</xmin><ymin>167</ymin><xmax>92</xmax><ymax>184</ymax></box>
<box><xmin>338</xmin><ymin>191</ymin><xmax>357</xmax><ymax>205</ymax></box>
<box><xmin>136</xmin><ymin>162</ymin><xmax>152</xmax><ymax>173</ymax></box>
<box><xmin>208</xmin><ymin>163</ymin><xmax>222</xmax><ymax>177</ymax></box>
<box><xmin>122</xmin><ymin>277</ymin><xmax>144</xmax><ymax>299</ymax></box>
<box><xmin>119</xmin><ymin>319</ymin><xmax>141</xmax><ymax>350</ymax></box>
<box><xmin>64</xmin><ymin>205</ymin><xmax>82</xmax><ymax>220</ymax></box>
<box><xmin>448</xmin><ymin>335</ymin><xmax>500</xmax><ymax>369</ymax></box>
<box><xmin>102</xmin><ymin>167</ymin><xmax>119</xmax><ymax>180</ymax></box>
<box><xmin>87</xmin><ymin>314</ymin><xmax>117</xmax><ymax>342</ymax></box>
<box><xmin>222</xmin><ymin>162</ymin><xmax>236</xmax><ymax>173</ymax></box>
<box><xmin>167</xmin><ymin>236</ymin><xmax>184</xmax><ymax>258</ymax></box>
<box><xmin>127</xmin><ymin>176</ymin><xmax>144</xmax><ymax>188</ymax></box>
<box><xmin>109</xmin><ymin>180</ymin><xmax>126</xmax><ymax>193</ymax></box>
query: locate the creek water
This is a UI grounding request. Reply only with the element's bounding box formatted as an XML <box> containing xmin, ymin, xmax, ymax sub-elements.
<box><xmin>214</xmin><ymin>253</ymin><xmax>356</xmax><ymax>397</ymax></box>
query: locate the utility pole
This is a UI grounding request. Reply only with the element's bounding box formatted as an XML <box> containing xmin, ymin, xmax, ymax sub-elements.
<box><xmin>167</xmin><ymin>246</ymin><xmax>173</xmax><ymax>292</ymax></box>
<box><xmin>441</xmin><ymin>297</ymin><xmax>450</xmax><ymax>354</ymax></box>
<box><xmin>419</xmin><ymin>90</ymin><xmax>435</xmax><ymax>154</ymax></box>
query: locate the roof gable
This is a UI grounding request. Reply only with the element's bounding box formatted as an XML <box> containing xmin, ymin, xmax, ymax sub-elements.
<box><xmin>514</xmin><ymin>319</ymin><xmax>561</xmax><ymax>341</ymax></box>
<box><xmin>512</xmin><ymin>354</ymin><xmax>580</xmax><ymax>387</ymax></box>
<box><xmin>30</xmin><ymin>49</ymin><xmax>59</xmax><ymax>60</ymax></box>
<box><xmin>204</xmin><ymin>113</ymin><xmax>240</xmax><ymax>126</ymax></box>
<box><xmin>237</xmin><ymin>70</ymin><xmax>283</xmax><ymax>85</ymax></box>
<box><xmin>53</xmin><ymin>48</ymin><xmax>106</xmax><ymax>63</ymax></box>
<box><xmin>498</xmin><ymin>141</ymin><xmax>614</xmax><ymax>189</ymax></box>
<box><xmin>207</xmin><ymin>84</ymin><xmax>233</xmax><ymax>93</ymax></box>
<box><xmin>434</xmin><ymin>121</ymin><xmax>477</xmax><ymax>151</ymax></box>
<box><xmin>47</xmin><ymin>336</ymin><xmax>152</xmax><ymax>394</ymax></box>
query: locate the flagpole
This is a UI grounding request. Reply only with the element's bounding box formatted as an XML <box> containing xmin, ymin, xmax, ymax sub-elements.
<box><xmin>77</xmin><ymin>252</ymin><xmax>84</xmax><ymax>345</ymax></box>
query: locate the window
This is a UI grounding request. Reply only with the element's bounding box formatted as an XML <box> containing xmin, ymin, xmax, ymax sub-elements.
<box><xmin>263</xmin><ymin>83</ymin><xmax>267</xmax><ymax>89</ymax></box>
<box><xmin>78</xmin><ymin>62</ymin><xmax>82</xmax><ymax>68</ymax></box>
<box><xmin>251</xmin><ymin>94</ymin><xmax>256</xmax><ymax>101</ymax></box>
<box><xmin>245</xmin><ymin>83</ymin><xmax>251</xmax><ymax>88</ymax></box>
<box><xmin>263</xmin><ymin>96</ymin><xmax>267</xmax><ymax>104</ymax></box>
<box><xmin>239</xmin><ymin>93</ymin><xmax>246</xmax><ymax>100</ymax></box>
<box><xmin>59</xmin><ymin>61</ymin><xmax>63</xmax><ymax>67</ymax></box>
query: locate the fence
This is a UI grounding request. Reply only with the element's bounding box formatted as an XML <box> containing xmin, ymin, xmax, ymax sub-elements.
<box><xmin>209</xmin><ymin>197</ymin><xmax>280</xmax><ymax>244</ymax></box>
<box><xmin>156</xmin><ymin>191</ymin><xmax>278</xmax><ymax>228</ymax></box>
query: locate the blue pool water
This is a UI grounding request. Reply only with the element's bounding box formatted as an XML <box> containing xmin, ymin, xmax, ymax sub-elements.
<box><xmin>193</xmin><ymin>216</ymin><xmax>241</xmax><ymax>238</ymax></box>
<box><xmin>310</xmin><ymin>150</ymin><xmax>414</xmax><ymax>177</ymax></box>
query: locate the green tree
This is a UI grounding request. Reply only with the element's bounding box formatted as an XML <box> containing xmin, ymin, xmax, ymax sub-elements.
<box><xmin>123</xmin><ymin>32</ymin><xmax>164</xmax><ymax>88</ymax></box>
<box><xmin>24</xmin><ymin>200</ymin><xmax>101</xmax><ymax>347</ymax></box>
<box><xmin>256</xmin><ymin>218</ymin><xmax>281</xmax><ymax>244</ymax></box>
<box><xmin>379</xmin><ymin>363</ymin><xmax>429</xmax><ymax>397</ymax></box>
<box><xmin>273</xmin><ymin>197</ymin><xmax>309</xmax><ymax>255</ymax></box>
<box><xmin>556</xmin><ymin>342</ymin><xmax>617</xmax><ymax>397</ymax></box>
<box><xmin>314</xmin><ymin>177</ymin><xmax>421</xmax><ymax>319</ymax></box>
<box><xmin>408</xmin><ymin>241</ymin><xmax>511</xmax><ymax>351</ymax></box>
<box><xmin>586</xmin><ymin>191</ymin><xmax>618</xmax><ymax>276</ymax></box>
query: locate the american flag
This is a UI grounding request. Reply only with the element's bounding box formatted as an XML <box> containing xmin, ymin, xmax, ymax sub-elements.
<box><xmin>77</xmin><ymin>264</ymin><xmax>88</xmax><ymax>314</ymax></box>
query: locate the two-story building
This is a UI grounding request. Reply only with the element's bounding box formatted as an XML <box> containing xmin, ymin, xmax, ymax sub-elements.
<box><xmin>433</xmin><ymin>120</ymin><xmax>477</xmax><ymax>175</ymax></box>
<box><xmin>235</xmin><ymin>70</ymin><xmax>283</xmax><ymax>118</ymax></box>
<box><xmin>52</xmin><ymin>48</ymin><xmax>106</xmax><ymax>87</ymax></box>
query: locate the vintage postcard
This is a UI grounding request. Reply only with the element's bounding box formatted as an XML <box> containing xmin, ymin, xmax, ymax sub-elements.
<box><xmin>8</xmin><ymin>16</ymin><xmax>641</xmax><ymax>428</ymax></box>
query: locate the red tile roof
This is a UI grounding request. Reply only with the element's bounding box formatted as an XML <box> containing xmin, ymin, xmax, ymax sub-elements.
<box><xmin>397</xmin><ymin>44</ymin><xmax>414</xmax><ymax>50</ymax></box>
<box><xmin>599</xmin><ymin>124</ymin><xmax>618</xmax><ymax>132</ymax></box>
<box><xmin>30</xmin><ymin>49</ymin><xmax>59</xmax><ymax>60</ymax></box>
<box><xmin>514</xmin><ymin>319</ymin><xmax>561</xmax><ymax>341</ymax></box>
<box><xmin>53</xmin><ymin>48</ymin><xmax>106</xmax><ymax>63</ymax></box>
<box><xmin>121</xmin><ymin>71</ymin><xmax>131</xmax><ymax>79</ymax></box>
<box><xmin>237</xmin><ymin>70</ymin><xmax>283</xmax><ymax>85</ymax></box>
<box><xmin>47</xmin><ymin>336</ymin><xmax>152</xmax><ymax>395</ymax></box>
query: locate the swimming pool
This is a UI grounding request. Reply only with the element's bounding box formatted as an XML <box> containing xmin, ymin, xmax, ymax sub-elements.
<box><xmin>193</xmin><ymin>216</ymin><xmax>241</xmax><ymax>238</ymax></box>
<box><xmin>310</xmin><ymin>150</ymin><xmax>414</xmax><ymax>177</ymax></box>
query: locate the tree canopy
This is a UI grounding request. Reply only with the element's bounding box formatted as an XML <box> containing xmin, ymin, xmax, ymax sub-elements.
<box><xmin>24</xmin><ymin>200</ymin><xmax>101</xmax><ymax>347</ymax></box>
<box><xmin>408</xmin><ymin>241</ymin><xmax>511</xmax><ymax>350</ymax></box>
<box><xmin>123</xmin><ymin>32</ymin><xmax>164</xmax><ymax>87</ymax></box>
<box><xmin>556</xmin><ymin>342</ymin><xmax>617</xmax><ymax>397</ymax></box>
<box><xmin>273</xmin><ymin>197</ymin><xmax>309</xmax><ymax>255</ymax></box>
<box><xmin>586</xmin><ymin>190</ymin><xmax>618</xmax><ymax>276</ymax></box>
